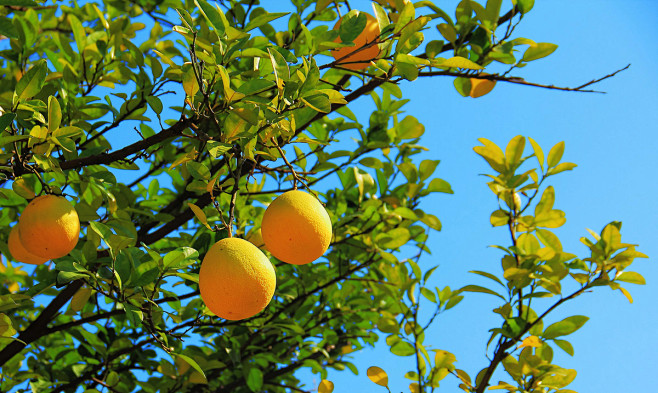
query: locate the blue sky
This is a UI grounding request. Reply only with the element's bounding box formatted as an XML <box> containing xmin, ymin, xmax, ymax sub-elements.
<box><xmin>296</xmin><ymin>1</ymin><xmax>658</xmax><ymax>392</ymax></box>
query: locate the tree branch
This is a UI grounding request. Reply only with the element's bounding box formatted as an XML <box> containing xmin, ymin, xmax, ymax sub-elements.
<box><xmin>417</xmin><ymin>64</ymin><xmax>631</xmax><ymax>93</ymax></box>
<box><xmin>60</xmin><ymin>118</ymin><xmax>193</xmax><ymax>171</ymax></box>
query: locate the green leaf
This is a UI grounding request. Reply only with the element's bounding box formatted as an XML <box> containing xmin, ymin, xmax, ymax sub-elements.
<box><xmin>396</xmin><ymin>115</ymin><xmax>425</xmax><ymax>139</ymax></box>
<box><xmin>469</xmin><ymin>270</ymin><xmax>505</xmax><ymax>287</ymax></box>
<box><xmin>48</xmin><ymin>97</ymin><xmax>62</xmax><ymax>131</ymax></box>
<box><xmin>188</xmin><ymin>203</ymin><xmax>212</xmax><ymax>230</ymax></box>
<box><xmin>194</xmin><ymin>0</ymin><xmax>226</xmax><ymax>35</ymax></box>
<box><xmin>163</xmin><ymin>247</ymin><xmax>198</xmax><ymax>269</ymax></box>
<box><xmin>615</xmin><ymin>271</ymin><xmax>645</xmax><ymax>285</ymax></box>
<box><xmin>536</xmin><ymin>229</ymin><xmax>562</xmax><ymax>252</ymax></box>
<box><xmin>244</xmin><ymin>366</ymin><xmax>263</xmax><ymax>392</ymax></box>
<box><xmin>12</xmin><ymin>176</ymin><xmax>35</xmax><ymax>199</ymax></box>
<box><xmin>522</xmin><ymin>42</ymin><xmax>557</xmax><ymax>62</ymax></box>
<box><xmin>505</xmin><ymin>135</ymin><xmax>525</xmax><ymax>169</ymax></box>
<box><xmin>245</xmin><ymin>12</ymin><xmax>289</xmax><ymax>32</ymax></box>
<box><xmin>390</xmin><ymin>341</ymin><xmax>415</xmax><ymax>356</ymax></box>
<box><xmin>89</xmin><ymin>221</ymin><xmax>113</xmax><ymax>240</ymax></box>
<box><xmin>474</xmin><ymin>138</ymin><xmax>506</xmax><ymax>173</ymax></box>
<box><xmin>419</xmin><ymin>160</ymin><xmax>440</xmax><ymax>181</ymax></box>
<box><xmin>535</xmin><ymin>186</ymin><xmax>555</xmax><ymax>216</ymax></box>
<box><xmin>528</xmin><ymin>137</ymin><xmax>544</xmax><ymax>172</ymax></box>
<box><xmin>512</xmin><ymin>0</ymin><xmax>535</xmax><ymax>14</ymax></box>
<box><xmin>438</xmin><ymin>56</ymin><xmax>483</xmax><ymax>70</ymax></box>
<box><xmin>0</xmin><ymin>16</ymin><xmax>18</xmax><ymax>39</ymax></box>
<box><xmin>0</xmin><ymin>112</ymin><xmax>16</xmax><ymax>133</ymax></box>
<box><xmin>547</xmin><ymin>141</ymin><xmax>564</xmax><ymax>168</ymax></box>
<box><xmin>376</xmin><ymin>227</ymin><xmax>410</xmax><ymax>249</ymax></box>
<box><xmin>0</xmin><ymin>313</ymin><xmax>16</xmax><ymax>337</ymax></box>
<box><xmin>131</xmin><ymin>261</ymin><xmax>159</xmax><ymax>287</ymax></box>
<box><xmin>14</xmin><ymin>59</ymin><xmax>47</xmax><ymax>103</ymax></box>
<box><xmin>601</xmin><ymin>221</ymin><xmax>621</xmax><ymax>255</ymax></box>
<box><xmin>426</xmin><ymin>178</ymin><xmax>453</xmax><ymax>194</ymax></box>
<box><xmin>553</xmin><ymin>339</ymin><xmax>575</xmax><ymax>356</ymax></box>
<box><xmin>459</xmin><ymin>285</ymin><xmax>507</xmax><ymax>301</ymax></box>
<box><xmin>206</xmin><ymin>141</ymin><xmax>232</xmax><ymax>158</ymax></box>
<box><xmin>542</xmin><ymin>316</ymin><xmax>589</xmax><ymax>339</ymax></box>
<box><xmin>420</xmin><ymin>287</ymin><xmax>437</xmax><ymax>303</ymax></box>
<box><xmin>68</xmin><ymin>14</ymin><xmax>86</xmax><ymax>54</ymax></box>
<box><xmin>548</xmin><ymin>162</ymin><xmax>577</xmax><ymax>175</ymax></box>
<box><xmin>490</xmin><ymin>209</ymin><xmax>509</xmax><ymax>227</ymax></box>
<box><xmin>301</xmin><ymin>94</ymin><xmax>331</xmax><ymax>113</ymax></box>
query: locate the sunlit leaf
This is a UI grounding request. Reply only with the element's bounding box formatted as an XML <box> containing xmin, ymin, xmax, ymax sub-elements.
<box><xmin>367</xmin><ymin>366</ymin><xmax>389</xmax><ymax>386</ymax></box>
<box><xmin>318</xmin><ymin>380</ymin><xmax>334</xmax><ymax>393</ymax></box>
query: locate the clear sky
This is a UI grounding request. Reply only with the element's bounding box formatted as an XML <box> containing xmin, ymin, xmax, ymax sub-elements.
<box><xmin>298</xmin><ymin>1</ymin><xmax>658</xmax><ymax>392</ymax></box>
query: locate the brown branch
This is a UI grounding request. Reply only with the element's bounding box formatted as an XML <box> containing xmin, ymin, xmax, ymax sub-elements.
<box><xmin>474</xmin><ymin>283</ymin><xmax>593</xmax><ymax>393</ymax></box>
<box><xmin>0</xmin><ymin>280</ymin><xmax>84</xmax><ymax>365</ymax></box>
<box><xmin>417</xmin><ymin>65</ymin><xmax>631</xmax><ymax>93</ymax></box>
<box><xmin>60</xmin><ymin>118</ymin><xmax>192</xmax><ymax>171</ymax></box>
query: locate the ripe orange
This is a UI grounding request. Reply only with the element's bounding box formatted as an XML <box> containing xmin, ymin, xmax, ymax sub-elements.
<box><xmin>18</xmin><ymin>195</ymin><xmax>80</xmax><ymax>259</ymax></box>
<box><xmin>261</xmin><ymin>190</ymin><xmax>332</xmax><ymax>265</ymax></box>
<box><xmin>331</xmin><ymin>12</ymin><xmax>381</xmax><ymax>70</ymax></box>
<box><xmin>198</xmin><ymin>237</ymin><xmax>276</xmax><ymax>320</ymax></box>
<box><xmin>469</xmin><ymin>75</ymin><xmax>496</xmax><ymax>98</ymax></box>
<box><xmin>8</xmin><ymin>226</ymin><xmax>48</xmax><ymax>265</ymax></box>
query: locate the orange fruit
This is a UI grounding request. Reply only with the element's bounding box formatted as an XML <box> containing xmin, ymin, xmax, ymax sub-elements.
<box><xmin>331</xmin><ymin>12</ymin><xmax>381</xmax><ymax>70</ymax></box>
<box><xmin>8</xmin><ymin>226</ymin><xmax>48</xmax><ymax>265</ymax></box>
<box><xmin>198</xmin><ymin>237</ymin><xmax>276</xmax><ymax>320</ymax></box>
<box><xmin>18</xmin><ymin>195</ymin><xmax>80</xmax><ymax>259</ymax></box>
<box><xmin>261</xmin><ymin>190</ymin><xmax>332</xmax><ymax>265</ymax></box>
<box><xmin>469</xmin><ymin>75</ymin><xmax>496</xmax><ymax>98</ymax></box>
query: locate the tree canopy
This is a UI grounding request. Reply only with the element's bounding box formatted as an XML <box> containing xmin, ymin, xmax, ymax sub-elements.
<box><xmin>0</xmin><ymin>0</ymin><xmax>645</xmax><ymax>392</ymax></box>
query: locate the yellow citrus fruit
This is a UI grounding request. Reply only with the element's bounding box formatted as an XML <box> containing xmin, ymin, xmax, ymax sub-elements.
<box><xmin>261</xmin><ymin>190</ymin><xmax>332</xmax><ymax>265</ymax></box>
<box><xmin>198</xmin><ymin>237</ymin><xmax>276</xmax><ymax>321</ymax></box>
<box><xmin>332</xmin><ymin>12</ymin><xmax>381</xmax><ymax>70</ymax></box>
<box><xmin>18</xmin><ymin>195</ymin><xmax>80</xmax><ymax>259</ymax></box>
<box><xmin>246</xmin><ymin>227</ymin><xmax>267</xmax><ymax>251</ymax></box>
<box><xmin>8</xmin><ymin>226</ymin><xmax>48</xmax><ymax>265</ymax></box>
<box><xmin>469</xmin><ymin>75</ymin><xmax>496</xmax><ymax>98</ymax></box>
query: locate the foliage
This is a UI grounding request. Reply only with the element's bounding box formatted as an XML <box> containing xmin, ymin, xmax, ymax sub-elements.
<box><xmin>0</xmin><ymin>0</ymin><xmax>642</xmax><ymax>393</ymax></box>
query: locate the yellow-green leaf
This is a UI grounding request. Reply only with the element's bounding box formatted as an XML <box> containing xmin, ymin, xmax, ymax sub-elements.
<box><xmin>48</xmin><ymin>96</ymin><xmax>61</xmax><ymax>131</ymax></box>
<box><xmin>188</xmin><ymin>203</ymin><xmax>211</xmax><ymax>230</ymax></box>
<box><xmin>318</xmin><ymin>379</ymin><xmax>334</xmax><ymax>393</ymax></box>
<box><xmin>367</xmin><ymin>366</ymin><xmax>389</xmax><ymax>387</ymax></box>
<box><xmin>618</xmin><ymin>286</ymin><xmax>633</xmax><ymax>303</ymax></box>
<box><xmin>438</xmin><ymin>56</ymin><xmax>483</xmax><ymax>70</ymax></box>
<box><xmin>528</xmin><ymin>137</ymin><xmax>544</xmax><ymax>172</ymax></box>
<box><xmin>182</xmin><ymin>63</ymin><xmax>199</xmax><ymax>99</ymax></box>
<box><xmin>0</xmin><ymin>313</ymin><xmax>16</xmax><ymax>337</ymax></box>
<box><xmin>12</xmin><ymin>177</ymin><xmax>35</xmax><ymax>199</ymax></box>
<box><xmin>71</xmin><ymin>287</ymin><xmax>93</xmax><ymax>313</ymax></box>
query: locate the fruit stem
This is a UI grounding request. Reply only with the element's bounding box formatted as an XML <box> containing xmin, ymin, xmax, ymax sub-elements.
<box><xmin>271</xmin><ymin>137</ymin><xmax>306</xmax><ymax>191</ymax></box>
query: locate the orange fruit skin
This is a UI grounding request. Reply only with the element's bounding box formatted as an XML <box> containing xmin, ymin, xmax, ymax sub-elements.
<box><xmin>469</xmin><ymin>77</ymin><xmax>496</xmax><ymax>98</ymax></box>
<box><xmin>261</xmin><ymin>190</ymin><xmax>332</xmax><ymax>265</ymax></box>
<box><xmin>332</xmin><ymin>12</ymin><xmax>381</xmax><ymax>70</ymax></box>
<box><xmin>18</xmin><ymin>195</ymin><xmax>80</xmax><ymax>260</ymax></box>
<box><xmin>8</xmin><ymin>226</ymin><xmax>49</xmax><ymax>265</ymax></box>
<box><xmin>199</xmin><ymin>238</ymin><xmax>276</xmax><ymax>321</ymax></box>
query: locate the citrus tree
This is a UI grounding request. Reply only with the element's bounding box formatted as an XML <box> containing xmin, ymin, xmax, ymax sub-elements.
<box><xmin>0</xmin><ymin>0</ymin><xmax>645</xmax><ymax>392</ymax></box>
